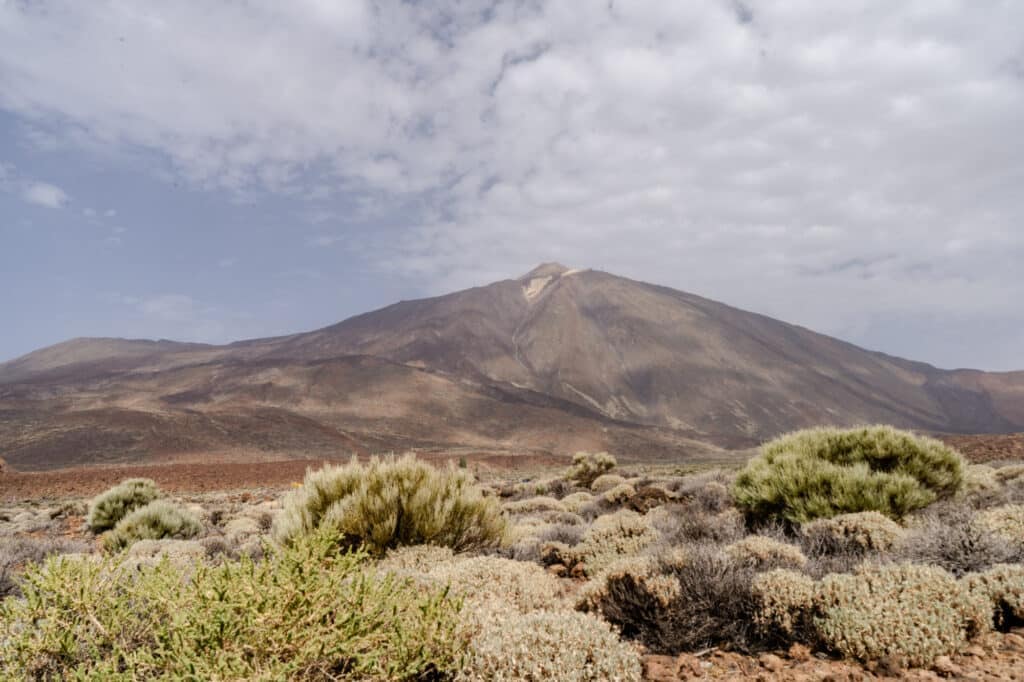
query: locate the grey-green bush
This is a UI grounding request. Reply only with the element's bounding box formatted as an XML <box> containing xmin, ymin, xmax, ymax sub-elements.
<box><xmin>103</xmin><ymin>500</ymin><xmax>202</xmax><ymax>551</ymax></box>
<box><xmin>273</xmin><ymin>454</ymin><xmax>506</xmax><ymax>555</ymax></box>
<box><xmin>87</xmin><ymin>478</ymin><xmax>163</xmax><ymax>532</ymax></box>
<box><xmin>733</xmin><ymin>426</ymin><xmax>965</xmax><ymax>524</ymax></box>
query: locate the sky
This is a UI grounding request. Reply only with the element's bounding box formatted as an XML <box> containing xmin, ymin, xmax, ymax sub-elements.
<box><xmin>1</xmin><ymin>1</ymin><xmax>1023</xmax><ymax>371</ymax></box>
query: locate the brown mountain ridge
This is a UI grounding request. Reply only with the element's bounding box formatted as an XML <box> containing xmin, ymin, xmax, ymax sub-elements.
<box><xmin>1</xmin><ymin>263</ymin><xmax>1022</xmax><ymax>471</ymax></box>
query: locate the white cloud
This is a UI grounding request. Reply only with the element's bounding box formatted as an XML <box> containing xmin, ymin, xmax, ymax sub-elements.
<box><xmin>2</xmin><ymin>2</ymin><xmax>1023</xmax><ymax>367</ymax></box>
<box><xmin>138</xmin><ymin>294</ymin><xmax>196</xmax><ymax>322</ymax></box>
<box><xmin>22</xmin><ymin>182</ymin><xmax>69</xmax><ymax>208</ymax></box>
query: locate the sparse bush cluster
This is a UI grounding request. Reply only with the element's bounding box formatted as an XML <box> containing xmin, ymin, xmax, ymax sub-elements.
<box><xmin>2</xmin><ymin>424</ymin><xmax>1023</xmax><ymax>678</ymax></box>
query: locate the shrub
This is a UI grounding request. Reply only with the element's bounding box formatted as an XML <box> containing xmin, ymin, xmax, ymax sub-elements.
<box><xmin>416</xmin><ymin>555</ymin><xmax>567</xmax><ymax>613</ymax></box>
<box><xmin>963</xmin><ymin>564</ymin><xmax>1024</xmax><ymax>630</ymax></box>
<box><xmin>457</xmin><ymin>611</ymin><xmax>641</xmax><ymax>681</ymax></box>
<box><xmin>751</xmin><ymin>569</ymin><xmax>817</xmax><ymax>641</ymax></box>
<box><xmin>566</xmin><ymin>452</ymin><xmax>617</xmax><ymax>487</ymax></box>
<box><xmin>561</xmin><ymin>491</ymin><xmax>594</xmax><ymax>513</ymax></box>
<box><xmin>897</xmin><ymin>504</ymin><xmax>1022</xmax><ymax>577</ymax></box>
<box><xmin>733</xmin><ymin>426</ymin><xmax>965</xmax><ymax>524</ymax></box>
<box><xmin>504</xmin><ymin>496</ymin><xmax>566</xmax><ymax>515</ymax></box>
<box><xmin>959</xmin><ymin>464</ymin><xmax>1004</xmax><ymax>507</ymax></box>
<box><xmin>725</xmin><ymin>536</ymin><xmax>807</xmax><ymax>571</ymax></box>
<box><xmin>564</xmin><ymin>510</ymin><xmax>659</xmax><ymax>576</ymax></box>
<box><xmin>103</xmin><ymin>500</ymin><xmax>203</xmax><ymax>551</ymax></box>
<box><xmin>975</xmin><ymin>504</ymin><xmax>1024</xmax><ymax>549</ymax></box>
<box><xmin>601</xmin><ymin>483</ymin><xmax>635</xmax><ymax>505</ymax></box>
<box><xmin>273</xmin><ymin>454</ymin><xmax>506</xmax><ymax>555</ymax></box>
<box><xmin>0</xmin><ymin>529</ymin><xmax>464</xmax><ymax>679</ymax></box>
<box><xmin>0</xmin><ymin>537</ymin><xmax>90</xmax><ymax>599</ymax></box>
<box><xmin>590</xmin><ymin>474</ymin><xmax>627</xmax><ymax>494</ymax></box>
<box><xmin>801</xmin><ymin>511</ymin><xmax>903</xmax><ymax>555</ymax></box>
<box><xmin>87</xmin><ymin>478</ymin><xmax>163</xmax><ymax>532</ymax></box>
<box><xmin>995</xmin><ymin>464</ymin><xmax>1024</xmax><ymax>484</ymax></box>
<box><xmin>813</xmin><ymin>563</ymin><xmax>989</xmax><ymax>666</ymax></box>
<box><xmin>581</xmin><ymin>543</ymin><xmax>758</xmax><ymax>653</ymax></box>
<box><xmin>646</xmin><ymin>505</ymin><xmax>745</xmax><ymax>545</ymax></box>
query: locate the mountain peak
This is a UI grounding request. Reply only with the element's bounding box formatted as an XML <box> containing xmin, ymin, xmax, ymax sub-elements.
<box><xmin>519</xmin><ymin>262</ymin><xmax>572</xmax><ymax>280</ymax></box>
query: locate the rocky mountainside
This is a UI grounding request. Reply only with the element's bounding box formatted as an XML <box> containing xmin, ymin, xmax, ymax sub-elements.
<box><xmin>2</xmin><ymin>263</ymin><xmax>1022</xmax><ymax>471</ymax></box>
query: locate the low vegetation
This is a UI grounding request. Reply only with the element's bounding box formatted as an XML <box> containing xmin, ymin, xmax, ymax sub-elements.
<box><xmin>2</xmin><ymin>434</ymin><xmax>1023</xmax><ymax>678</ymax></box>
<box><xmin>273</xmin><ymin>454</ymin><xmax>507</xmax><ymax>555</ymax></box>
<box><xmin>87</xmin><ymin>478</ymin><xmax>163</xmax><ymax>532</ymax></box>
<box><xmin>733</xmin><ymin>426</ymin><xmax>966</xmax><ymax>524</ymax></box>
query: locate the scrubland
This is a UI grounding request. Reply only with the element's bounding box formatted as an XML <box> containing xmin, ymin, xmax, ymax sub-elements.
<box><xmin>2</xmin><ymin>426</ymin><xmax>1024</xmax><ymax>680</ymax></box>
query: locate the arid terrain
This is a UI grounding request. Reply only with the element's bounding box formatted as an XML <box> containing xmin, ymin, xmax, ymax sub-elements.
<box><xmin>2</xmin><ymin>264</ymin><xmax>1023</xmax><ymax>473</ymax></box>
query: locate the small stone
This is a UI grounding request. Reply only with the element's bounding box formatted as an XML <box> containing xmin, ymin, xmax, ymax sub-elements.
<box><xmin>546</xmin><ymin>563</ymin><xmax>567</xmax><ymax>577</ymax></box>
<box><xmin>759</xmin><ymin>653</ymin><xmax>785</xmax><ymax>672</ymax></box>
<box><xmin>642</xmin><ymin>654</ymin><xmax>679</xmax><ymax>682</ymax></box>
<box><xmin>868</xmin><ymin>654</ymin><xmax>905</xmax><ymax>677</ymax></box>
<box><xmin>963</xmin><ymin>644</ymin><xmax>986</xmax><ymax>657</ymax></box>
<box><xmin>788</xmin><ymin>643</ymin><xmax>812</xmax><ymax>661</ymax></box>
<box><xmin>932</xmin><ymin>655</ymin><xmax>962</xmax><ymax>677</ymax></box>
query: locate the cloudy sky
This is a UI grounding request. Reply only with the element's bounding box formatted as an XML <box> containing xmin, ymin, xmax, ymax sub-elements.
<box><xmin>1</xmin><ymin>1</ymin><xmax>1023</xmax><ymax>370</ymax></box>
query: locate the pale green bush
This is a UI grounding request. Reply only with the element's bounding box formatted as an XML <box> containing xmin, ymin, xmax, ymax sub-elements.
<box><xmin>724</xmin><ymin>536</ymin><xmax>807</xmax><ymax>571</ymax></box>
<box><xmin>562</xmin><ymin>510</ymin><xmax>659</xmax><ymax>576</ymax></box>
<box><xmin>963</xmin><ymin>564</ymin><xmax>1024</xmax><ymax>629</ymax></box>
<box><xmin>751</xmin><ymin>569</ymin><xmax>816</xmax><ymax>639</ymax></box>
<box><xmin>975</xmin><ymin>504</ymin><xmax>1024</xmax><ymax>549</ymax></box>
<box><xmin>590</xmin><ymin>474</ymin><xmax>627</xmax><ymax>494</ymax></box>
<box><xmin>734</xmin><ymin>426</ymin><xmax>965</xmax><ymax>524</ymax></box>
<box><xmin>566</xmin><ymin>452</ymin><xmax>617</xmax><ymax>487</ymax></box>
<box><xmin>87</xmin><ymin>478</ymin><xmax>163</xmax><ymax>532</ymax></box>
<box><xmin>273</xmin><ymin>454</ymin><xmax>506</xmax><ymax>555</ymax></box>
<box><xmin>0</xmin><ymin>529</ymin><xmax>464</xmax><ymax>679</ymax></box>
<box><xmin>103</xmin><ymin>500</ymin><xmax>202</xmax><ymax>552</ymax></box>
<box><xmin>801</xmin><ymin>511</ymin><xmax>904</xmax><ymax>554</ymax></box>
<box><xmin>457</xmin><ymin>611</ymin><xmax>641</xmax><ymax>681</ymax></box>
<box><xmin>813</xmin><ymin>563</ymin><xmax>989</xmax><ymax>666</ymax></box>
<box><xmin>417</xmin><ymin>555</ymin><xmax>567</xmax><ymax>613</ymax></box>
<box><xmin>995</xmin><ymin>464</ymin><xmax>1024</xmax><ymax>484</ymax></box>
<box><xmin>504</xmin><ymin>496</ymin><xmax>566</xmax><ymax>515</ymax></box>
<box><xmin>561</xmin><ymin>491</ymin><xmax>595</xmax><ymax>513</ymax></box>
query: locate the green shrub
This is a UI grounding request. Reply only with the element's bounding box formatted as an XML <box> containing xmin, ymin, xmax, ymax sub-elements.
<box><xmin>566</xmin><ymin>452</ymin><xmax>617</xmax><ymax>487</ymax></box>
<box><xmin>813</xmin><ymin>563</ymin><xmax>989</xmax><ymax>666</ymax></box>
<box><xmin>590</xmin><ymin>473</ymin><xmax>627</xmax><ymax>493</ymax></box>
<box><xmin>457</xmin><ymin>611</ymin><xmax>641</xmax><ymax>681</ymax></box>
<box><xmin>801</xmin><ymin>511</ymin><xmax>904</xmax><ymax>555</ymax></box>
<box><xmin>273</xmin><ymin>454</ymin><xmax>506</xmax><ymax>555</ymax></box>
<box><xmin>503</xmin><ymin>496</ymin><xmax>566</xmax><ymax>515</ymax></box>
<box><xmin>103</xmin><ymin>500</ymin><xmax>202</xmax><ymax>552</ymax></box>
<box><xmin>751</xmin><ymin>569</ymin><xmax>817</xmax><ymax>640</ymax></box>
<box><xmin>86</xmin><ymin>478</ymin><xmax>163</xmax><ymax>532</ymax></box>
<box><xmin>733</xmin><ymin>426</ymin><xmax>965</xmax><ymax>524</ymax></box>
<box><xmin>0</xmin><ymin>529</ymin><xmax>464</xmax><ymax>679</ymax></box>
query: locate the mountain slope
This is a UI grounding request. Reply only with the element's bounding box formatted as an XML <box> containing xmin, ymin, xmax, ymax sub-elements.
<box><xmin>1</xmin><ymin>264</ymin><xmax>1021</xmax><ymax>471</ymax></box>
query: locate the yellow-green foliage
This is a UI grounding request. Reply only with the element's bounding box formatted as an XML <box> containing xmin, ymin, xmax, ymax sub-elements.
<box><xmin>568</xmin><ymin>509</ymin><xmax>659</xmax><ymax>576</ymax></box>
<box><xmin>590</xmin><ymin>473</ymin><xmax>627</xmax><ymax>493</ymax></box>
<box><xmin>103</xmin><ymin>500</ymin><xmax>202</xmax><ymax>552</ymax></box>
<box><xmin>801</xmin><ymin>511</ymin><xmax>904</xmax><ymax>553</ymax></box>
<box><xmin>734</xmin><ymin>426</ymin><xmax>965</xmax><ymax>524</ymax></box>
<box><xmin>273</xmin><ymin>454</ymin><xmax>507</xmax><ymax>555</ymax></box>
<box><xmin>457</xmin><ymin>611</ymin><xmax>641</xmax><ymax>682</ymax></box>
<box><xmin>87</xmin><ymin>478</ymin><xmax>163</xmax><ymax>532</ymax></box>
<box><xmin>751</xmin><ymin>569</ymin><xmax>816</xmax><ymax>638</ymax></box>
<box><xmin>995</xmin><ymin>464</ymin><xmax>1024</xmax><ymax>484</ymax></box>
<box><xmin>960</xmin><ymin>464</ymin><xmax>1001</xmax><ymax>500</ymax></box>
<box><xmin>975</xmin><ymin>504</ymin><xmax>1024</xmax><ymax>548</ymax></box>
<box><xmin>813</xmin><ymin>563</ymin><xmax>989</xmax><ymax>666</ymax></box>
<box><xmin>504</xmin><ymin>496</ymin><xmax>566</xmax><ymax>515</ymax></box>
<box><xmin>0</xmin><ymin>529</ymin><xmax>464</xmax><ymax>679</ymax></box>
<box><xmin>963</xmin><ymin>564</ymin><xmax>1024</xmax><ymax>629</ymax></box>
<box><xmin>566</xmin><ymin>452</ymin><xmax>617</xmax><ymax>487</ymax></box>
<box><xmin>601</xmin><ymin>482</ymin><xmax>636</xmax><ymax>505</ymax></box>
<box><xmin>724</xmin><ymin>536</ymin><xmax>807</xmax><ymax>571</ymax></box>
